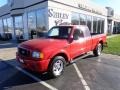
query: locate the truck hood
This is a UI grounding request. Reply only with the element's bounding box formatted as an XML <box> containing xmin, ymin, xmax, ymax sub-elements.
<box><xmin>19</xmin><ymin>38</ymin><xmax>69</xmax><ymax>51</ymax></box>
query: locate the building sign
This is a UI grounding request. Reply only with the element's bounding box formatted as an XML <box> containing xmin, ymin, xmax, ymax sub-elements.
<box><xmin>49</xmin><ymin>9</ymin><xmax>69</xmax><ymax>19</ymax></box>
<box><xmin>78</xmin><ymin>4</ymin><xmax>103</xmax><ymax>15</ymax></box>
<box><xmin>48</xmin><ymin>8</ymin><xmax>71</xmax><ymax>29</ymax></box>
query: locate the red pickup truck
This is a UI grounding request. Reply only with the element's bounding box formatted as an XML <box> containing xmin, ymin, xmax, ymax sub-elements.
<box><xmin>16</xmin><ymin>25</ymin><xmax>107</xmax><ymax>77</ymax></box>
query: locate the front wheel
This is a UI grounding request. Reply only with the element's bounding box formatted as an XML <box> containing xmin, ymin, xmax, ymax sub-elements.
<box><xmin>48</xmin><ymin>56</ymin><xmax>66</xmax><ymax>78</ymax></box>
<box><xmin>93</xmin><ymin>43</ymin><xmax>102</xmax><ymax>56</ymax></box>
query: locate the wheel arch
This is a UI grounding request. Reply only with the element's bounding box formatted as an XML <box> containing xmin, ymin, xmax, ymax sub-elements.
<box><xmin>50</xmin><ymin>52</ymin><xmax>69</xmax><ymax>63</ymax></box>
<box><xmin>94</xmin><ymin>39</ymin><xmax>103</xmax><ymax>50</ymax></box>
<box><xmin>99</xmin><ymin>40</ymin><xmax>103</xmax><ymax>50</ymax></box>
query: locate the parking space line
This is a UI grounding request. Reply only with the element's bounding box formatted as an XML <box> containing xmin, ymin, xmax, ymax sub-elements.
<box><xmin>4</xmin><ymin>61</ymin><xmax>58</xmax><ymax>90</ymax></box>
<box><xmin>15</xmin><ymin>66</ymin><xmax>58</xmax><ymax>90</ymax></box>
<box><xmin>73</xmin><ymin>63</ymin><xmax>90</xmax><ymax>90</ymax></box>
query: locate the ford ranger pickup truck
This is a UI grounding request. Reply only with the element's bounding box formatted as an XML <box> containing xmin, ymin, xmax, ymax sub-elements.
<box><xmin>16</xmin><ymin>25</ymin><xmax>107</xmax><ymax>77</ymax></box>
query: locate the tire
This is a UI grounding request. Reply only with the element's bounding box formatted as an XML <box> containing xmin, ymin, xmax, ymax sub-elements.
<box><xmin>48</xmin><ymin>56</ymin><xmax>66</xmax><ymax>78</ymax></box>
<box><xmin>93</xmin><ymin>43</ymin><xmax>102</xmax><ymax>56</ymax></box>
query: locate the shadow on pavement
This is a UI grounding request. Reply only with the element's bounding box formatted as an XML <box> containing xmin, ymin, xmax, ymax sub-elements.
<box><xmin>0</xmin><ymin>59</ymin><xmax>34</xmax><ymax>90</ymax></box>
<box><xmin>0</xmin><ymin>39</ymin><xmax>99</xmax><ymax>90</ymax></box>
<box><xmin>82</xmin><ymin>55</ymin><xmax>96</xmax><ymax>59</ymax></box>
<box><xmin>0</xmin><ymin>59</ymin><xmax>54</xmax><ymax>90</ymax></box>
<box><xmin>9</xmin><ymin>59</ymin><xmax>54</xmax><ymax>80</ymax></box>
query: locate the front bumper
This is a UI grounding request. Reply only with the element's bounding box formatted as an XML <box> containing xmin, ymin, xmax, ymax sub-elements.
<box><xmin>16</xmin><ymin>54</ymin><xmax>50</xmax><ymax>73</ymax></box>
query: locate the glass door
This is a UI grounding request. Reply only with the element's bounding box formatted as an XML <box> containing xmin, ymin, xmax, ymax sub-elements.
<box><xmin>28</xmin><ymin>11</ymin><xmax>37</xmax><ymax>39</ymax></box>
<box><xmin>14</xmin><ymin>16</ymin><xmax>24</xmax><ymax>40</ymax></box>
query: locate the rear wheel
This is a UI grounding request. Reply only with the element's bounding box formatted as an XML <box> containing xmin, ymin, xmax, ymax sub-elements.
<box><xmin>93</xmin><ymin>43</ymin><xmax>102</xmax><ymax>56</ymax></box>
<box><xmin>48</xmin><ymin>56</ymin><xmax>66</xmax><ymax>78</ymax></box>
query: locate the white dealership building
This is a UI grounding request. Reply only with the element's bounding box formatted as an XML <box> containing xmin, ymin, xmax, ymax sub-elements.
<box><xmin>0</xmin><ymin>0</ymin><xmax>119</xmax><ymax>41</ymax></box>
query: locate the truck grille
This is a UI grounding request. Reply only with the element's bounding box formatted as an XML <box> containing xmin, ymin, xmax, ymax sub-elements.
<box><xmin>18</xmin><ymin>48</ymin><xmax>30</xmax><ymax>57</ymax></box>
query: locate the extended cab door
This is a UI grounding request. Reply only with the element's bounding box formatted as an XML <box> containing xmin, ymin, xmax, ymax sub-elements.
<box><xmin>70</xmin><ymin>28</ymin><xmax>86</xmax><ymax>59</ymax></box>
<box><xmin>83</xmin><ymin>27</ymin><xmax>93</xmax><ymax>52</ymax></box>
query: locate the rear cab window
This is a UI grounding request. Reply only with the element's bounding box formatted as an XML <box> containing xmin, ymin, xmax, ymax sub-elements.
<box><xmin>73</xmin><ymin>28</ymin><xmax>84</xmax><ymax>40</ymax></box>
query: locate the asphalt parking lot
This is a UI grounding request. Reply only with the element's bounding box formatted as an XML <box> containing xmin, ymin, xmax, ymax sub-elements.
<box><xmin>0</xmin><ymin>41</ymin><xmax>120</xmax><ymax>90</ymax></box>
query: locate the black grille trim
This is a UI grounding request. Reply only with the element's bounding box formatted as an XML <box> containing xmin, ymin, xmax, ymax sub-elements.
<box><xmin>18</xmin><ymin>48</ymin><xmax>30</xmax><ymax>57</ymax></box>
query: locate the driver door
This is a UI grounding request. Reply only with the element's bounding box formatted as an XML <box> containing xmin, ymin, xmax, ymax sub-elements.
<box><xmin>70</xmin><ymin>29</ymin><xmax>86</xmax><ymax>59</ymax></box>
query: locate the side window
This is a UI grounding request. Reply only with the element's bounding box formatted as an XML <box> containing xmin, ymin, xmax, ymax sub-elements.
<box><xmin>73</xmin><ymin>29</ymin><xmax>84</xmax><ymax>40</ymax></box>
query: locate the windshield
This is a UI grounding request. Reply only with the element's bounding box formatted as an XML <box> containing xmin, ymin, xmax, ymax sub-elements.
<box><xmin>47</xmin><ymin>26</ymin><xmax>72</xmax><ymax>39</ymax></box>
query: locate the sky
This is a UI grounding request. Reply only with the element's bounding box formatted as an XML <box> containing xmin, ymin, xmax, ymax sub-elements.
<box><xmin>0</xmin><ymin>0</ymin><xmax>7</xmax><ymax>7</ymax></box>
<box><xmin>91</xmin><ymin>0</ymin><xmax>120</xmax><ymax>14</ymax></box>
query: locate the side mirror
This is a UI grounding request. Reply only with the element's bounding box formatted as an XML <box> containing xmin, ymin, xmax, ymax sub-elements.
<box><xmin>69</xmin><ymin>36</ymin><xmax>74</xmax><ymax>43</ymax></box>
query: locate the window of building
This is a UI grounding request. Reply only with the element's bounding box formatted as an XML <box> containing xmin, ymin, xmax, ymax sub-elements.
<box><xmin>3</xmin><ymin>19</ymin><xmax>8</xmax><ymax>34</ymax></box>
<box><xmin>113</xmin><ymin>22</ymin><xmax>117</xmax><ymax>34</ymax></box>
<box><xmin>97</xmin><ymin>18</ymin><xmax>101</xmax><ymax>34</ymax></box>
<box><xmin>7</xmin><ymin>18</ymin><xmax>13</xmax><ymax>39</ymax></box>
<box><xmin>2</xmin><ymin>18</ymin><xmax>13</xmax><ymax>40</ymax></box>
<box><xmin>28</xmin><ymin>11</ymin><xmax>37</xmax><ymax>39</ymax></box>
<box><xmin>87</xmin><ymin>15</ymin><xmax>92</xmax><ymax>32</ymax></box>
<box><xmin>0</xmin><ymin>19</ymin><xmax>2</xmax><ymax>29</ymax></box>
<box><xmin>93</xmin><ymin>17</ymin><xmax>98</xmax><ymax>33</ymax></box>
<box><xmin>14</xmin><ymin>16</ymin><xmax>24</xmax><ymax>39</ymax></box>
<box><xmin>36</xmin><ymin>9</ymin><xmax>47</xmax><ymax>37</ymax></box>
<box><xmin>80</xmin><ymin>14</ymin><xmax>86</xmax><ymax>25</ymax></box>
<box><xmin>0</xmin><ymin>19</ymin><xmax>2</xmax><ymax>39</ymax></box>
<box><xmin>114</xmin><ymin>22</ymin><xmax>120</xmax><ymax>34</ymax></box>
<box><xmin>101</xmin><ymin>19</ymin><xmax>105</xmax><ymax>33</ymax></box>
<box><xmin>71</xmin><ymin>12</ymin><xmax>80</xmax><ymax>25</ymax></box>
<box><xmin>7</xmin><ymin>18</ymin><xmax>12</xmax><ymax>32</ymax></box>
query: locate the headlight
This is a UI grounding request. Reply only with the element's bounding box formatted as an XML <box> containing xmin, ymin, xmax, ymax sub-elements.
<box><xmin>32</xmin><ymin>51</ymin><xmax>44</xmax><ymax>59</ymax></box>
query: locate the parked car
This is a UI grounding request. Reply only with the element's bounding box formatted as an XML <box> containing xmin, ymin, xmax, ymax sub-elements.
<box><xmin>0</xmin><ymin>33</ymin><xmax>12</xmax><ymax>41</ymax></box>
<box><xmin>16</xmin><ymin>25</ymin><xmax>107</xmax><ymax>77</ymax></box>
